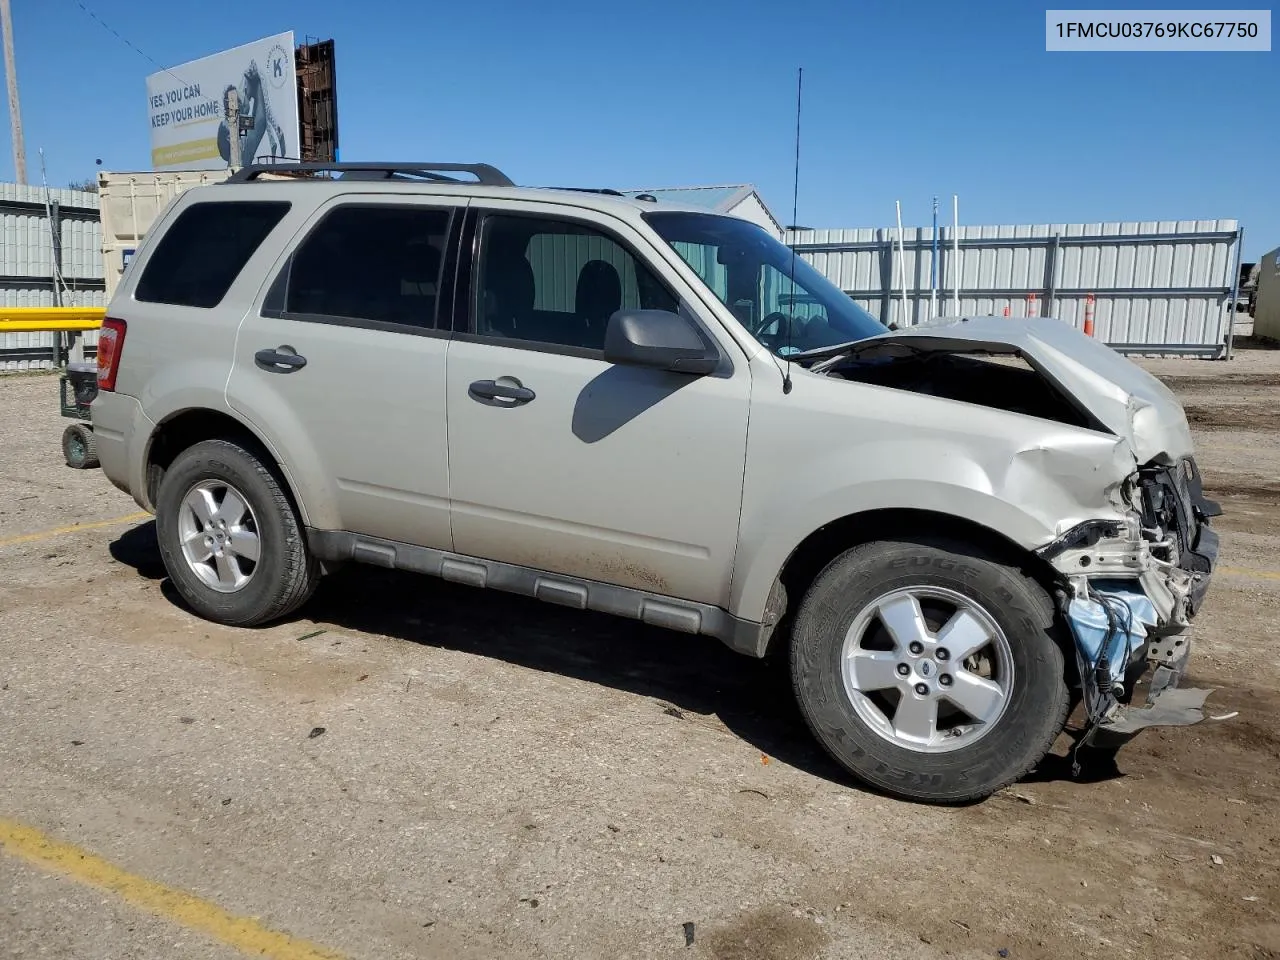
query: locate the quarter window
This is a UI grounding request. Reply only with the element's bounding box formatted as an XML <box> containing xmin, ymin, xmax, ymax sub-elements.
<box><xmin>476</xmin><ymin>215</ymin><xmax>678</xmax><ymax>351</ymax></box>
<box><xmin>135</xmin><ymin>201</ymin><xmax>289</xmax><ymax>308</ymax></box>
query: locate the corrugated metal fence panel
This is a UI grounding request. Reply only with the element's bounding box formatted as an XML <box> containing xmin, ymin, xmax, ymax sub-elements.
<box><xmin>801</xmin><ymin>228</ymin><xmax>883</xmax><ymax>295</ymax></box>
<box><xmin>671</xmin><ymin>241</ymin><xmax>728</xmax><ymax>300</ymax></box>
<box><xmin>1</xmin><ymin>182</ymin><xmax>104</xmax><ymax>372</ymax></box>
<box><xmin>62</xmin><ymin>214</ymin><xmax>104</xmax><ymax>280</ymax></box>
<box><xmin>526</xmin><ymin>231</ymin><xmax>642</xmax><ymax>312</ymax></box>
<box><xmin>786</xmin><ymin>219</ymin><xmax>1239</xmax><ymax>355</ymax></box>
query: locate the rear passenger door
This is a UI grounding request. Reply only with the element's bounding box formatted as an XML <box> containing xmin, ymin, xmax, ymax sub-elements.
<box><xmin>227</xmin><ymin>195</ymin><xmax>463</xmax><ymax>549</ymax></box>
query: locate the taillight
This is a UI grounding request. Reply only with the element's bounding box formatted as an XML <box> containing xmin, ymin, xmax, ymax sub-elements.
<box><xmin>97</xmin><ymin>317</ymin><xmax>127</xmax><ymax>391</ymax></box>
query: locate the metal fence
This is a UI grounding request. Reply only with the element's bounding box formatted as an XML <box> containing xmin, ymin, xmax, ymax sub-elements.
<box><xmin>1</xmin><ymin>183</ymin><xmax>105</xmax><ymax>372</ymax></box>
<box><xmin>785</xmin><ymin>219</ymin><xmax>1243</xmax><ymax>358</ymax></box>
<box><xmin>0</xmin><ymin>186</ymin><xmax>1245</xmax><ymax>368</ymax></box>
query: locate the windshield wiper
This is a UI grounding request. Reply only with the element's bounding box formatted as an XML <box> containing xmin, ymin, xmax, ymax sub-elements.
<box><xmin>791</xmin><ymin>337</ymin><xmax>879</xmax><ymax>364</ymax></box>
<box><xmin>801</xmin><ymin>336</ymin><xmax>927</xmax><ymax>374</ymax></box>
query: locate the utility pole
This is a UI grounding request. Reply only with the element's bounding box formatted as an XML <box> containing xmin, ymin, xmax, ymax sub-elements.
<box><xmin>225</xmin><ymin>87</ymin><xmax>242</xmax><ymax>169</ymax></box>
<box><xmin>0</xmin><ymin>0</ymin><xmax>26</xmax><ymax>183</ymax></box>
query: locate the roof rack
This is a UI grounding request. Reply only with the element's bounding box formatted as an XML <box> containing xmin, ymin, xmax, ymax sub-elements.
<box><xmin>547</xmin><ymin>187</ymin><xmax>627</xmax><ymax>197</ymax></box>
<box><xmin>225</xmin><ymin>162</ymin><xmax>514</xmax><ymax>186</ymax></box>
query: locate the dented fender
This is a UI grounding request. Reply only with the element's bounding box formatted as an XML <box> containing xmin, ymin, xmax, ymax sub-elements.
<box><xmin>730</xmin><ymin>368</ymin><xmax>1147</xmax><ymax>624</ymax></box>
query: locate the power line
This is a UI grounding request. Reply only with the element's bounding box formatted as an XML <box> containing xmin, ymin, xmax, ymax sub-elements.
<box><xmin>69</xmin><ymin>0</ymin><xmax>193</xmax><ymax>89</ymax></box>
<box><xmin>69</xmin><ymin>0</ymin><xmax>235</xmax><ymax>141</ymax></box>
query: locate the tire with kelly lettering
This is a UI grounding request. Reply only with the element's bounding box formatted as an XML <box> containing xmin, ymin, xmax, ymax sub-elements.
<box><xmin>789</xmin><ymin>537</ymin><xmax>1069</xmax><ymax>803</ymax></box>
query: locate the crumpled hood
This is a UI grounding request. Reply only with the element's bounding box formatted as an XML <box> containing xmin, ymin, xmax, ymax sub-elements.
<box><xmin>818</xmin><ymin>315</ymin><xmax>1195</xmax><ymax>465</ymax></box>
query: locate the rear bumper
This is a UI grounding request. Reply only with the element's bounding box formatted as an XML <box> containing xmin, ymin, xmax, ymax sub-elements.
<box><xmin>89</xmin><ymin>391</ymin><xmax>155</xmax><ymax>511</ymax></box>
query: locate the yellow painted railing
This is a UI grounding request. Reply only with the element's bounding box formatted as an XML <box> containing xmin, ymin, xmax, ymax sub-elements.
<box><xmin>0</xmin><ymin>307</ymin><xmax>107</xmax><ymax>333</ymax></box>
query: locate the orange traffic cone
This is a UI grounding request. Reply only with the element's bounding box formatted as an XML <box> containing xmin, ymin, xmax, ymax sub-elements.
<box><xmin>1027</xmin><ymin>292</ymin><xmax>1038</xmax><ymax>317</ymax></box>
<box><xmin>1083</xmin><ymin>294</ymin><xmax>1095</xmax><ymax>337</ymax></box>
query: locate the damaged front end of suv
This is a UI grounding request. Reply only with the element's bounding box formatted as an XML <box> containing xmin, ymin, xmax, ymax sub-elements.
<box><xmin>1035</xmin><ymin>455</ymin><xmax>1221</xmax><ymax>748</ymax></box>
<box><xmin>806</xmin><ymin>315</ymin><xmax>1222</xmax><ymax>752</ymax></box>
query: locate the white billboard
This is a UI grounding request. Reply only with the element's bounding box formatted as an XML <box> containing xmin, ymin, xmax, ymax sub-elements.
<box><xmin>146</xmin><ymin>32</ymin><xmax>299</xmax><ymax>171</ymax></box>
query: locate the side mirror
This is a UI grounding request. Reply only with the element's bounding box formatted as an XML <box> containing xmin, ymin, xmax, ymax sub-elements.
<box><xmin>603</xmin><ymin>309</ymin><xmax>718</xmax><ymax>375</ymax></box>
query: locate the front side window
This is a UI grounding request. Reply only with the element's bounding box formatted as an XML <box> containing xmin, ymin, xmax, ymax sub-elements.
<box><xmin>136</xmin><ymin>201</ymin><xmax>289</xmax><ymax>308</ymax></box>
<box><xmin>277</xmin><ymin>205</ymin><xmax>452</xmax><ymax>329</ymax></box>
<box><xmin>646</xmin><ymin>211</ymin><xmax>885</xmax><ymax>357</ymax></box>
<box><xmin>475</xmin><ymin>214</ymin><xmax>678</xmax><ymax>351</ymax></box>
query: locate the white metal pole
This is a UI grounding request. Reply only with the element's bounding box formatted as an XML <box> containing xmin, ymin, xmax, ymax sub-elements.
<box><xmin>0</xmin><ymin>0</ymin><xmax>26</xmax><ymax>183</ymax></box>
<box><xmin>895</xmin><ymin>200</ymin><xmax>908</xmax><ymax>326</ymax></box>
<box><xmin>930</xmin><ymin>196</ymin><xmax>939</xmax><ymax>318</ymax></box>
<box><xmin>952</xmin><ymin>194</ymin><xmax>960</xmax><ymax>317</ymax></box>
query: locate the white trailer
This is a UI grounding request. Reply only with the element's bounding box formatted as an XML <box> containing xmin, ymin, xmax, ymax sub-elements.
<box><xmin>97</xmin><ymin>169</ymin><xmax>233</xmax><ymax>301</ymax></box>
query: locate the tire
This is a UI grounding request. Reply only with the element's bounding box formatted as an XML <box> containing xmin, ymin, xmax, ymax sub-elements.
<box><xmin>62</xmin><ymin>423</ymin><xmax>99</xmax><ymax>469</ymax></box>
<box><xmin>154</xmin><ymin>438</ymin><xmax>319</xmax><ymax>627</ymax></box>
<box><xmin>790</xmin><ymin>537</ymin><xmax>1069</xmax><ymax>804</ymax></box>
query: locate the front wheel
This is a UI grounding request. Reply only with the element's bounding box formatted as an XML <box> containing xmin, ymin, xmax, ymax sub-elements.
<box><xmin>155</xmin><ymin>438</ymin><xmax>319</xmax><ymax>627</ymax></box>
<box><xmin>790</xmin><ymin>538</ymin><xmax>1069</xmax><ymax>803</ymax></box>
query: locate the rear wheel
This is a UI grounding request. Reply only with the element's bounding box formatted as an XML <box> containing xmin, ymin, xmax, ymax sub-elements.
<box><xmin>790</xmin><ymin>538</ymin><xmax>1069</xmax><ymax>803</ymax></box>
<box><xmin>62</xmin><ymin>423</ymin><xmax>98</xmax><ymax>469</ymax></box>
<box><xmin>155</xmin><ymin>439</ymin><xmax>318</xmax><ymax>626</ymax></box>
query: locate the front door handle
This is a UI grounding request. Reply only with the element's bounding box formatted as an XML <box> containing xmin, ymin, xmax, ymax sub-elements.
<box><xmin>468</xmin><ymin>378</ymin><xmax>535</xmax><ymax>406</ymax></box>
<box><xmin>255</xmin><ymin>345</ymin><xmax>308</xmax><ymax>372</ymax></box>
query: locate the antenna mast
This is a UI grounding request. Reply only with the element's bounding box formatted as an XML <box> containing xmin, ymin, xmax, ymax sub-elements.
<box><xmin>782</xmin><ymin>66</ymin><xmax>803</xmax><ymax>394</ymax></box>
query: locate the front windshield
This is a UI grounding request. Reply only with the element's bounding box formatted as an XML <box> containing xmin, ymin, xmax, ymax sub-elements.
<box><xmin>645</xmin><ymin>211</ymin><xmax>886</xmax><ymax>357</ymax></box>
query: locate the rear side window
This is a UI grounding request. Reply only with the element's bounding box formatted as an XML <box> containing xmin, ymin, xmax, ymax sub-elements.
<box><xmin>270</xmin><ymin>205</ymin><xmax>453</xmax><ymax>330</ymax></box>
<box><xmin>135</xmin><ymin>201</ymin><xmax>289</xmax><ymax>308</ymax></box>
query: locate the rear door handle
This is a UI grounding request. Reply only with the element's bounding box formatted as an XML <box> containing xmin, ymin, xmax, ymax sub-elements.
<box><xmin>255</xmin><ymin>345</ymin><xmax>307</xmax><ymax>372</ymax></box>
<box><xmin>468</xmin><ymin>378</ymin><xmax>535</xmax><ymax>406</ymax></box>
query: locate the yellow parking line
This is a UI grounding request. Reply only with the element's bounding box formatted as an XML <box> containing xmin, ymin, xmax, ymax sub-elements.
<box><xmin>1219</xmin><ymin>565</ymin><xmax>1280</xmax><ymax>582</ymax></box>
<box><xmin>0</xmin><ymin>512</ymin><xmax>150</xmax><ymax>549</ymax></box>
<box><xmin>0</xmin><ymin>818</ymin><xmax>345</xmax><ymax>960</ymax></box>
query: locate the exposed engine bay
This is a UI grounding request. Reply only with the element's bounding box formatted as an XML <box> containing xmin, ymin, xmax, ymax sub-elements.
<box><xmin>818</xmin><ymin>347</ymin><xmax>1099</xmax><ymax>431</ymax></box>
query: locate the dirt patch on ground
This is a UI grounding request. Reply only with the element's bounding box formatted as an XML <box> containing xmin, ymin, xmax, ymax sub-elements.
<box><xmin>702</xmin><ymin>907</ymin><xmax>830</xmax><ymax>960</ymax></box>
<box><xmin>1207</xmin><ymin>712</ymin><xmax>1280</xmax><ymax>759</ymax></box>
<box><xmin>1156</xmin><ymin>373</ymin><xmax>1280</xmax><ymax>390</ymax></box>
<box><xmin>1200</xmin><ymin>476</ymin><xmax>1280</xmax><ymax>537</ymax></box>
<box><xmin>1205</xmin><ymin>477</ymin><xmax>1280</xmax><ymax>499</ymax></box>
<box><xmin>1185</xmin><ymin>404</ymin><xmax>1280</xmax><ymax>432</ymax></box>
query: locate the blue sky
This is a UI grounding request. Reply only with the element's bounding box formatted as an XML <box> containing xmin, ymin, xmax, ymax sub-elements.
<box><xmin>4</xmin><ymin>0</ymin><xmax>1276</xmax><ymax>259</ymax></box>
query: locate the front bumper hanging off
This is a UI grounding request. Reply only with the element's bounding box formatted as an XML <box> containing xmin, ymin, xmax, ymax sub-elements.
<box><xmin>1064</xmin><ymin>581</ymin><xmax>1211</xmax><ymax>742</ymax></box>
<box><xmin>1041</xmin><ymin>456</ymin><xmax>1221</xmax><ymax>746</ymax></box>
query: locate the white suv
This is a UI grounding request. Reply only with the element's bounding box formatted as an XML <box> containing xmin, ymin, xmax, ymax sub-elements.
<box><xmin>90</xmin><ymin>161</ymin><xmax>1221</xmax><ymax>803</ymax></box>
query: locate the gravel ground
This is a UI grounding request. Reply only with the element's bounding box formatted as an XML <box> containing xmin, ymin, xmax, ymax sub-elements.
<box><xmin>1</xmin><ymin>345</ymin><xmax>1279</xmax><ymax>960</ymax></box>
